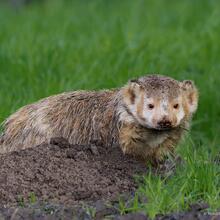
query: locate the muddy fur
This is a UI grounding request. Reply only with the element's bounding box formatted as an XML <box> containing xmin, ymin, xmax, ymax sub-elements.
<box><xmin>0</xmin><ymin>74</ymin><xmax>198</xmax><ymax>163</ymax></box>
<box><xmin>0</xmin><ymin>90</ymin><xmax>122</xmax><ymax>153</ymax></box>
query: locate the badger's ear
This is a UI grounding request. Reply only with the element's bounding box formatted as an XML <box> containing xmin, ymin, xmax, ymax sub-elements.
<box><xmin>123</xmin><ymin>79</ymin><xmax>143</xmax><ymax>104</ymax></box>
<box><xmin>128</xmin><ymin>79</ymin><xmax>143</xmax><ymax>94</ymax></box>
<box><xmin>181</xmin><ymin>80</ymin><xmax>199</xmax><ymax>114</ymax></box>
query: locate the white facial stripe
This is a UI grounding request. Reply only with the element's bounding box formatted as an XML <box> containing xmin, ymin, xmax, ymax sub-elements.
<box><xmin>161</xmin><ymin>99</ymin><xmax>168</xmax><ymax>111</ymax></box>
<box><xmin>160</xmin><ymin>99</ymin><xmax>169</xmax><ymax>116</ymax></box>
<box><xmin>123</xmin><ymin>93</ymin><xmax>145</xmax><ymax>125</ymax></box>
<box><xmin>176</xmin><ymin>107</ymin><xmax>185</xmax><ymax>124</ymax></box>
<box><xmin>173</xmin><ymin>97</ymin><xmax>185</xmax><ymax>125</ymax></box>
<box><xmin>132</xmin><ymin>93</ymin><xmax>143</xmax><ymax>116</ymax></box>
<box><xmin>142</xmin><ymin>97</ymin><xmax>155</xmax><ymax>127</ymax></box>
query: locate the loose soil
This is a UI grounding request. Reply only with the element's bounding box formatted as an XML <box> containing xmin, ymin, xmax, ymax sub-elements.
<box><xmin>0</xmin><ymin>137</ymin><xmax>146</xmax><ymax>207</ymax></box>
<box><xmin>0</xmin><ymin>138</ymin><xmax>218</xmax><ymax>219</ymax></box>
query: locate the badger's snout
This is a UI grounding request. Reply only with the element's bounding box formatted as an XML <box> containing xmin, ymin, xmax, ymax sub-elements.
<box><xmin>157</xmin><ymin>117</ymin><xmax>172</xmax><ymax>130</ymax></box>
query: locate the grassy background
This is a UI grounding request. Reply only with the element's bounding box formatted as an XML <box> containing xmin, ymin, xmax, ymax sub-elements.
<box><xmin>0</xmin><ymin>0</ymin><xmax>220</xmax><ymax>218</ymax></box>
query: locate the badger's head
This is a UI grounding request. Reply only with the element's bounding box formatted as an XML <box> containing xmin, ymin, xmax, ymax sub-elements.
<box><xmin>122</xmin><ymin>74</ymin><xmax>198</xmax><ymax>130</ymax></box>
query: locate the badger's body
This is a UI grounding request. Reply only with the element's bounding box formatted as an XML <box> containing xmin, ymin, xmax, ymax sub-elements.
<box><xmin>1</xmin><ymin>90</ymin><xmax>121</xmax><ymax>153</ymax></box>
<box><xmin>0</xmin><ymin>74</ymin><xmax>198</xmax><ymax>163</ymax></box>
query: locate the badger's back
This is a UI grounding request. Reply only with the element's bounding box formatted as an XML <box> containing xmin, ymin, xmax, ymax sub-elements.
<box><xmin>0</xmin><ymin>90</ymin><xmax>120</xmax><ymax>153</ymax></box>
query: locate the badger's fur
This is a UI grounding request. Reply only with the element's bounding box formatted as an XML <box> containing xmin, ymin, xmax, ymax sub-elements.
<box><xmin>0</xmin><ymin>74</ymin><xmax>198</xmax><ymax>163</ymax></box>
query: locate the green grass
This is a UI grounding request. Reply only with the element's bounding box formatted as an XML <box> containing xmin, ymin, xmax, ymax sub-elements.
<box><xmin>119</xmin><ymin>139</ymin><xmax>220</xmax><ymax>218</ymax></box>
<box><xmin>0</xmin><ymin>0</ymin><xmax>220</xmax><ymax>218</ymax></box>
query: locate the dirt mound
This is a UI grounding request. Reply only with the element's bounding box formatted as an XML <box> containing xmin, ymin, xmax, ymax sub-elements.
<box><xmin>0</xmin><ymin>140</ymin><xmax>216</xmax><ymax>219</ymax></box>
<box><xmin>0</xmin><ymin>138</ymin><xmax>146</xmax><ymax>206</ymax></box>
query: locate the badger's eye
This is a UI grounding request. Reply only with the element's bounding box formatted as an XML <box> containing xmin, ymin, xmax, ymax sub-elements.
<box><xmin>173</xmin><ymin>104</ymin><xmax>179</xmax><ymax>109</ymax></box>
<box><xmin>148</xmin><ymin>104</ymin><xmax>154</xmax><ymax>109</ymax></box>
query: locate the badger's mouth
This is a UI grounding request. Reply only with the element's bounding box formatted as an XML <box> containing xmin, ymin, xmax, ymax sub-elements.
<box><xmin>154</xmin><ymin>126</ymin><xmax>174</xmax><ymax>131</ymax></box>
<box><xmin>149</xmin><ymin>127</ymin><xmax>174</xmax><ymax>133</ymax></box>
<box><xmin>139</xmin><ymin>124</ymin><xmax>175</xmax><ymax>133</ymax></box>
<box><xmin>144</xmin><ymin>125</ymin><xmax>178</xmax><ymax>133</ymax></box>
<box><xmin>151</xmin><ymin>124</ymin><xmax>187</xmax><ymax>134</ymax></box>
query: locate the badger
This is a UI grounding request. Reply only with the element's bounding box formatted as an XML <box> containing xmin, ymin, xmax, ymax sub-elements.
<box><xmin>0</xmin><ymin>74</ymin><xmax>198</xmax><ymax>164</ymax></box>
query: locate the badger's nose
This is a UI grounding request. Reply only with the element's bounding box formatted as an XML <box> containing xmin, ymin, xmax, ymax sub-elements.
<box><xmin>157</xmin><ymin>119</ymin><xmax>172</xmax><ymax>129</ymax></box>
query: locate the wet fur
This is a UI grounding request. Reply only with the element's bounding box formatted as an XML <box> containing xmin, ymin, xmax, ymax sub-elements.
<box><xmin>0</xmin><ymin>90</ymin><xmax>122</xmax><ymax>153</ymax></box>
<box><xmin>0</xmin><ymin>75</ymin><xmax>197</xmax><ymax>163</ymax></box>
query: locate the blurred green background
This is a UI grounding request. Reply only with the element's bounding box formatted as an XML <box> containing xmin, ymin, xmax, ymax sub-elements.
<box><xmin>0</xmin><ymin>0</ymin><xmax>220</xmax><ymax>145</ymax></box>
<box><xmin>0</xmin><ymin>0</ymin><xmax>220</xmax><ymax>216</ymax></box>
<box><xmin>1</xmin><ymin>0</ymin><xmax>220</xmax><ymax>146</ymax></box>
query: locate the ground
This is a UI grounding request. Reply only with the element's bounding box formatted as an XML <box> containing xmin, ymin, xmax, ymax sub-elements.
<box><xmin>0</xmin><ymin>138</ymin><xmax>146</xmax><ymax>206</ymax></box>
<box><xmin>0</xmin><ymin>0</ymin><xmax>220</xmax><ymax>218</ymax></box>
<box><xmin>0</xmin><ymin>138</ymin><xmax>216</xmax><ymax>219</ymax></box>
